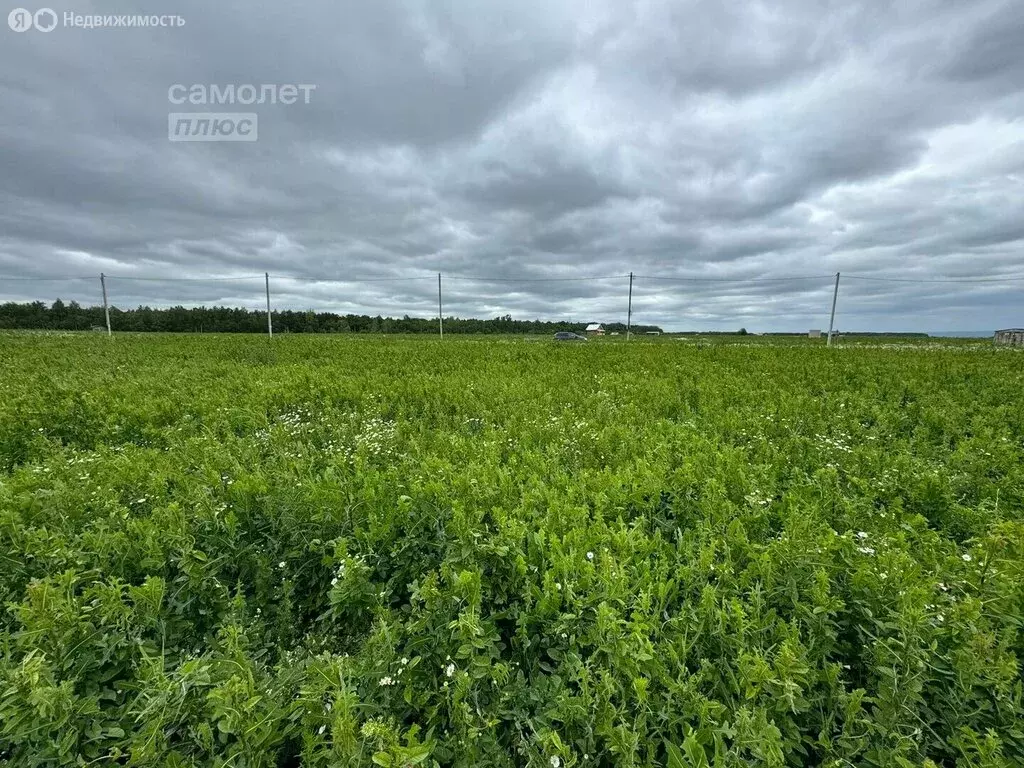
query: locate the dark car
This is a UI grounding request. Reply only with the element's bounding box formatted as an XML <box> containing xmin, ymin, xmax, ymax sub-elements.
<box><xmin>554</xmin><ymin>332</ymin><xmax>588</xmax><ymax>342</ymax></box>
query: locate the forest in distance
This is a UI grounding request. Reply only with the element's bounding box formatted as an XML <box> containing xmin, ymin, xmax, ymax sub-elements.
<box><xmin>0</xmin><ymin>300</ymin><xmax>664</xmax><ymax>335</ymax></box>
<box><xmin>0</xmin><ymin>300</ymin><xmax>948</xmax><ymax>337</ymax></box>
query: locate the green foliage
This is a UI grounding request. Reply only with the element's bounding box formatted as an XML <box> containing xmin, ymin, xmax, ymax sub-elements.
<box><xmin>0</xmin><ymin>332</ymin><xmax>1022</xmax><ymax>766</ymax></box>
<box><xmin>0</xmin><ymin>301</ymin><xmax>664</xmax><ymax>335</ymax></box>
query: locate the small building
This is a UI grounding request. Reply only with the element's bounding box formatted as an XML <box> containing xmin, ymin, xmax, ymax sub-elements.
<box><xmin>808</xmin><ymin>329</ymin><xmax>822</xmax><ymax>339</ymax></box>
<box><xmin>994</xmin><ymin>328</ymin><xmax>1024</xmax><ymax>347</ymax></box>
<box><xmin>585</xmin><ymin>323</ymin><xmax>604</xmax><ymax>336</ymax></box>
<box><xmin>646</xmin><ymin>331</ymin><xmax>661</xmax><ymax>335</ymax></box>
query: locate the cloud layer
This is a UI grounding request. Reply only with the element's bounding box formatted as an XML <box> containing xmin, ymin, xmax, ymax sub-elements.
<box><xmin>2</xmin><ymin>0</ymin><xmax>1023</xmax><ymax>331</ymax></box>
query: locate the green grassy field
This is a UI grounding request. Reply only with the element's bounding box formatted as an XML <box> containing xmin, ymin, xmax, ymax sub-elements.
<box><xmin>1</xmin><ymin>333</ymin><xmax>1022</xmax><ymax>767</ymax></box>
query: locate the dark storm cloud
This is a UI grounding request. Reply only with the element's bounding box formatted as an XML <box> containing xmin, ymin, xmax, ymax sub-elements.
<box><xmin>1</xmin><ymin>0</ymin><xmax>1023</xmax><ymax>332</ymax></box>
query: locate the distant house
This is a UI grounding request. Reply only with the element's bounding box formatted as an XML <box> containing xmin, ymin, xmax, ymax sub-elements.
<box><xmin>994</xmin><ymin>328</ymin><xmax>1024</xmax><ymax>347</ymax></box>
<box><xmin>808</xmin><ymin>329</ymin><xmax>822</xmax><ymax>339</ymax></box>
<box><xmin>646</xmin><ymin>331</ymin><xmax>661</xmax><ymax>335</ymax></box>
<box><xmin>585</xmin><ymin>323</ymin><xmax>604</xmax><ymax>336</ymax></box>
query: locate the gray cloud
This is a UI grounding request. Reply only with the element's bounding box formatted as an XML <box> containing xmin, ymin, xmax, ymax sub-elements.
<box><xmin>1</xmin><ymin>0</ymin><xmax>1023</xmax><ymax>332</ymax></box>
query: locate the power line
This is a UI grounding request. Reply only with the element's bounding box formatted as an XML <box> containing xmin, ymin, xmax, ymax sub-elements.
<box><xmin>634</xmin><ymin>274</ymin><xmax>834</xmax><ymax>283</ymax></box>
<box><xmin>444</xmin><ymin>274</ymin><xmax>629</xmax><ymax>282</ymax></box>
<box><xmin>844</xmin><ymin>274</ymin><xmax>1024</xmax><ymax>284</ymax></box>
<box><xmin>105</xmin><ymin>275</ymin><xmax>265</xmax><ymax>282</ymax></box>
<box><xmin>1</xmin><ymin>271</ymin><xmax>1022</xmax><ymax>284</ymax></box>
<box><xmin>0</xmin><ymin>275</ymin><xmax>97</xmax><ymax>281</ymax></box>
<box><xmin>280</xmin><ymin>275</ymin><xmax>434</xmax><ymax>283</ymax></box>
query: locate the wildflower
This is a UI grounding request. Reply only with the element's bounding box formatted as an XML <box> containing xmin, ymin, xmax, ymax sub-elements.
<box><xmin>550</xmin><ymin>758</ymin><xmax>561</xmax><ymax>768</ymax></box>
<box><xmin>962</xmin><ymin>553</ymin><xmax>972</xmax><ymax>562</ymax></box>
<box><xmin>379</xmin><ymin>676</ymin><xmax>395</xmax><ymax>686</ymax></box>
<box><xmin>857</xmin><ymin>546</ymin><xmax>875</xmax><ymax>555</ymax></box>
<box><xmin>555</xmin><ymin>583</ymin><xmax>562</xmax><ymax>591</ymax></box>
<box><xmin>586</xmin><ymin>551</ymin><xmax>594</xmax><ymax>561</ymax></box>
<box><xmin>445</xmin><ymin>663</ymin><xmax>455</xmax><ymax>677</ymax></box>
<box><xmin>400</xmin><ymin>657</ymin><xmax>409</xmax><ymax>665</ymax></box>
<box><xmin>330</xmin><ymin>577</ymin><xmax>338</xmax><ymax>586</ymax></box>
<box><xmin>278</xmin><ymin>561</ymin><xmax>286</xmax><ymax>568</ymax></box>
<box><xmin>856</xmin><ymin>531</ymin><xmax>868</xmax><ymax>540</ymax></box>
<box><xmin>318</xmin><ymin>725</ymin><xmax>326</xmax><ymax>735</ymax></box>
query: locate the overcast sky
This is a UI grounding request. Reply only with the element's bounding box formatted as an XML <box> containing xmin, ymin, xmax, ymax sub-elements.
<box><xmin>2</xmin><ymin>0</ymin><xmax>1023</xmax><ymax>332</ymax></box>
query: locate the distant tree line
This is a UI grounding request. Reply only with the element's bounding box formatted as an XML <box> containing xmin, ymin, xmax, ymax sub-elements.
<box><xmin>673</xmin><ymin>330</ymin><xmax>931</xmax><ymax>338</ymax></box>
<box><xmin>760</xmin><ymin>331</ymin><xmax>930</xmax><ymax>338</ymax></box>
<box><xmin>0</xmin><ymin>300</ymin><xmax>663</xmax><ymax>335</ymax></box>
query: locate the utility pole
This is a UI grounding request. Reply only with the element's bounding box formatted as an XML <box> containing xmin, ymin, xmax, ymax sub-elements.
<box><xmin>438</xmin><ymin>272</ymin><xmax>443</xmax><ymax>338</ymax></box>
<box><xmin>100</xmin><ymin>273</ymin><xmax>111</xmax><ymax>336</ymax></box>
<box><xmin>827</xmin><ymin>272</ymin><xmax>840</xmax><ymax>347</ymax></box>
<box><xmin>626</xmin><ymin>271</ymin><xmax>633</xmax><ymax>341</ymax></box>
<box><xmin>265</xmin><ymin>272</ymin><xmax>273</xmax><ymax>337</ymax></box>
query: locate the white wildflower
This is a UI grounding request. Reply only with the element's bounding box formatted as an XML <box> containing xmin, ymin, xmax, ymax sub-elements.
<box><xmin>445</xmin><ymin>663</ymin><xmax>455</xmax><ymax>677</ymax></box>
<box><xmin>278</xmin><ymin>561</ymin><xmax>286</xmax><ymax>568</ymax></box>
<box><xmin>856</xmin><ymin>531</ymin><xmax>868</xmax><ymax>540</ymax></box>
<box><xmin>550</xmin><ymin>758</ymin><xmax>561</xmax><ymax>768</ymax></box>
<box><xmin>962</xmin><ymin>553</ymin><xmax>972</xmax><ymax>562</ymax></box>
<box><xmin>586</xmin><ymin>552</ymin><xmax>594</xmax><ymax>561</ymax></box>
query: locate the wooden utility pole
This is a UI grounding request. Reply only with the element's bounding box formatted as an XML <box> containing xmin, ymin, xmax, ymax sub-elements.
<box><xmin>265</xmin><ymin>272</ymin><xmax>273</xmax><ymax>337</ymax></box>
<box><xmin>626</xmin><ymin>271</ymin><xmax>633</xmax><ymax>340</ymax></box>
<box><xmin>100</xmin><ymin>273</ymin><xmax>111</xmax><ymax>336</ymax></box>
<box><xmin>827</xmin><ymin>272</ymin><xmax>840</xmax><ymax>346</ymax></box>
